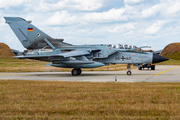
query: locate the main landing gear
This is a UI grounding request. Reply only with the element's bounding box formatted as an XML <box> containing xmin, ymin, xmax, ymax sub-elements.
<box><xmin>127</xmin><ymin>64</ymin><xmax>132</xmax><ymax>75</ymax></box>
<box><xmin>71</xmin><ymin>68</ymin><xmax>82</xmax><ymax>76</ymax></box>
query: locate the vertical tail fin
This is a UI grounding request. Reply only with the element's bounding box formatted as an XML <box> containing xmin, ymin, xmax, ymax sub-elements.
<box><xmin>4</xmin><ymin>17</ymin><xmax>71</xmax><ymax>50</ymax></box>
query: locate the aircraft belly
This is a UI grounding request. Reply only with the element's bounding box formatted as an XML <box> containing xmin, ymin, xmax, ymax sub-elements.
<box><xmin>51</xmin><ymin>61</ymin><xmax>104</xmax><ymax>68</ymax></box>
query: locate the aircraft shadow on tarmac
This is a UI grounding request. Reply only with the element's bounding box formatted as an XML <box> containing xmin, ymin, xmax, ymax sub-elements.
<box><xmin>29</xmin><ymin>73</ymin><xmax>117</xmax><ymax>77</ymax></box>
<box><xmin>27</xmin><ymin>72</ymin><xmax>156</xmax><ymax>77</ymax></box>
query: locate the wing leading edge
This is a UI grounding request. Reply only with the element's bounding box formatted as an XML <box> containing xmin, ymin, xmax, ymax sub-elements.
<box><xmin>51</xmin><ymin>50</ymin><xmax>90</xmax><ymax>58</ymax></box>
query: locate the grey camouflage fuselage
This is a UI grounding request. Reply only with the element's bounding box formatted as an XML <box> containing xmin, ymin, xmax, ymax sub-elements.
<box><xmin>4</xmin><ymin>17</ymin><xmax>168</xmax><ymax>75</ymax></box>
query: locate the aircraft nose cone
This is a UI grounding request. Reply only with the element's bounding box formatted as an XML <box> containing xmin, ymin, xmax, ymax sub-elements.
<box><xmin>152</xmin><ymin>53</ymin><xmax>169</xmax><ymax>63</ymax></box>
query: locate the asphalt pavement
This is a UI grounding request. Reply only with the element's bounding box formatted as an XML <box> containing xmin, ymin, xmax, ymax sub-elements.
<box><xmin>0</xmin><ymin>65</ymin><xmax>180</xmax><ymax>82</ymax></box>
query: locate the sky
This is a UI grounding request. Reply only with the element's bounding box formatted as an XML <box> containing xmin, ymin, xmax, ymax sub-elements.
<box><xmin>0</xmin><ymin>0</ymin><xmax>180</xmax><ymax>51</ymax></box>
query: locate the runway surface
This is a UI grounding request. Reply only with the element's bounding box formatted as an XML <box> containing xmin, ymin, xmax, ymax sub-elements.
<box><xmin>0</xmin><ymin>65</ymin><xmax>180</xmax><ymax>82</ymax></box>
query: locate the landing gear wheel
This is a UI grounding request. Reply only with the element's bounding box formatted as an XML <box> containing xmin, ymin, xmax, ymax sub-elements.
<box><xmin>127</xmin><ymin>64</ymin><xmax>132</xmax><ymax>75</ymax></box>
<box><xmin>77</xmin><ymin>68</ymin><xmax>82</xmax><ymax>75</ymax></box>
<box><xmin>71</xmin><ymin>68</ymin><xmax>79</xmax><ymax>76</ymax></box>
<box><xmin>151</xmin><ymin>65</ymin><xmax>155</xmax><ymax>70</ymax></box>
<box><xmin>138</xmin><ymin>67</ymin><xmax>142</xmax><ymax>70</ymax></box>
<box><xmin>127</xmin><ymin>71</ymin><xmax>132</xmax><ymax>75</ymax></box>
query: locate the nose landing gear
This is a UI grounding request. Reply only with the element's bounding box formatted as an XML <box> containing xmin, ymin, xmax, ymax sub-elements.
<box><xmin>127</xmin><ymin>64</ymin><xmax>132</xmax><ymax>75</ymax></box>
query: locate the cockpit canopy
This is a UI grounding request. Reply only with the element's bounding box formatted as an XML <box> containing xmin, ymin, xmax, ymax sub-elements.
<box><xmin>106</xmin><ymin>44</ymin><xmax>135</xmax><ymax>49</ymax></box>
<box><xmin>106</xmin><ymin>44</ymin><xmax>144</xmax><ymax>53</ymax></box>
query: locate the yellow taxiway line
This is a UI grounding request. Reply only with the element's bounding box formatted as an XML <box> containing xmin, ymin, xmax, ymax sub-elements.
<box><xmin>154</xmin><ymin>66</ymin><xmax>180</xmax><ymax>76</ymax></box>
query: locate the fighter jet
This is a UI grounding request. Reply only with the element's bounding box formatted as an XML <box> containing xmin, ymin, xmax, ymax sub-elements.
<box><xmin>4</xmin><ymin>17</ymin><xmax>169</xmax><ymax>76</ymax></box>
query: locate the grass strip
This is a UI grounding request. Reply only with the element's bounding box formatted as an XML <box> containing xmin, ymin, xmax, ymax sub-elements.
<box><xmin>1</xmin><ymin>80</ymin><xmax>180</xmax><ymax>119</ymax></box>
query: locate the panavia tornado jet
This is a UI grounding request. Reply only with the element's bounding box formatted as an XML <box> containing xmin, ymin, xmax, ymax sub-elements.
<box><xmin>4</xmin><ymin>17</ymin><xmax>169</xmax><ymax>76</ymax></box>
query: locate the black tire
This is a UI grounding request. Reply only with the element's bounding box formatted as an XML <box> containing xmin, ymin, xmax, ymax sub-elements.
<box><xmin>127</xmin><ymin>71</ymin><xmax>132</xmax><ymax>75</ymax></box>
<box><xmin>71</xmin><ymin>68</ymin><xmax>79</xmax><ymax>76</ymax></box>
<box><xmin>77</xmin><ymin>68</ymin><xmax>82</xmax><ymax>75</ymax></box>
<box><xmin>151</xmin><ymin>65</ymin><xmax>155</xmax><ymax>70</ymax></box>
<box><xmin>138</xmin><ymin>67</ymin><xmax>142</xmax><ymax>70</ymax></box>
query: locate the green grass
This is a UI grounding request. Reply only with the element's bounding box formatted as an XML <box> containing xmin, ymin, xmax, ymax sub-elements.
<box><xmin>0</xmin><ymin>59</ymin><xmax>49</xmax><ymax>72</ymax></box>
<box><xmin>157</xmin><ymin>59</ymin><xmax>180</xmax><ymax>65</ymax></box>
<box><xmin>1</xmin><ymin>80</ymin><xmax>180</xmax><ymax>119</ymax></box>
<box><xmin>166</xmin><ymin>52</ymin><xmax>180</xmax><ymax>60</ymax></box>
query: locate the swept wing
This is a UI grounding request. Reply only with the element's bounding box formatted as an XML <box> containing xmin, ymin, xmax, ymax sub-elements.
<box><xmin>51</xmin><ymin>50</ymin><xmax>90</xmax><ymax>58</ymax></box>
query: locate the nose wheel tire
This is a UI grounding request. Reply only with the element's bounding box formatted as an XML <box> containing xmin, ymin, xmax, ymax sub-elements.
<box><xmin>71</xmin><ymin>68</ymin><xmax>82</xmax><ymax>76</ymax></box>
<box><xmin>127</xmin><ymin>64</ymin><xmax>132</xmax><ymax>75</ymax></box>
<box><xmin>127</xmin><ymin>70</ymin><xmax>132</xmax><ymax>75</ymax></box>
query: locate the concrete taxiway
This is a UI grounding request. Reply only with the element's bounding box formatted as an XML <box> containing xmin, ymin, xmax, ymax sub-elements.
<box><xmin>0</xmin><ymin>65</ymin><xmax>180</xmax><ymax>82</ymax></box>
